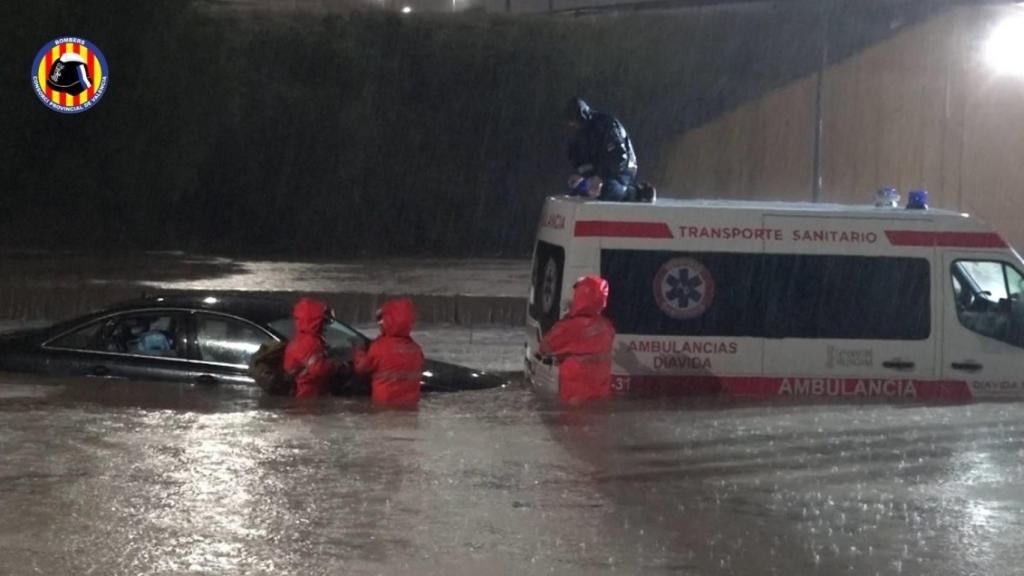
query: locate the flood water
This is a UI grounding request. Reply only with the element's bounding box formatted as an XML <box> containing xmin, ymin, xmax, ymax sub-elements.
<box><xmin>1</xmin><ymin>255</ymin><xmax>1022</xmax><ymax>574</ymax></box>
<box><xmin>2</xmin><ymin>374</ymin><xmax>1023</xmax><ymax>575</ymax></box>
<box><xmin>0</xmin><ymin>251</ymin><xmax>531</xmax><ymax>326</ymax></box>
<box><xmin>0</xmin><ymin>251</ymin><xmax>530</xmax><ymax>297</ymax></box>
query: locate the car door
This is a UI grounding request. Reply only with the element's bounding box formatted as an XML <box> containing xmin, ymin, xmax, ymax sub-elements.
<box><xmin>941</xmin><ymin>253</ymin><xmax>1024</xmax><ymax>399</ymax></box>
<box><xmin>43</xmin><ymin>310</ymin><xmax>194</xmax><ymax>383</ymax></box>
<box><xmin>189</xmin><ymin>313</ymin><xmax>278</xmax><ymax>387</ymax></box>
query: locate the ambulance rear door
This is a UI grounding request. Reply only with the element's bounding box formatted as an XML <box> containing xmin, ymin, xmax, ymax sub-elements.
<box><xmin>526</xmin><ymin>198</ymin><xmax>580</xmax><ymax>395</ymax></box>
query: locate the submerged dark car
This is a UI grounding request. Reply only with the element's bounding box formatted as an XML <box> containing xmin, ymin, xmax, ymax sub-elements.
<box><xmin>0</xmin><ymin>294</ymin><xmax>506</xmax><ymax>393</ymax></box>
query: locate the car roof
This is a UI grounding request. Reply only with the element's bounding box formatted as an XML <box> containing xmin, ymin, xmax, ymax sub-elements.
<box><xmin>101</xmin><ymin>293</ymin><xmax>295</xmax><ymax>327</ymax></box>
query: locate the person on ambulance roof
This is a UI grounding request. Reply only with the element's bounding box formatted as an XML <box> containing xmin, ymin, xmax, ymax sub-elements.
<box><xmin>284</xmin><ymin>297</ymin><xmax>345</xmax><ymax>399</ymax></box>
<box><xmin>564</xmin><ymin>97</ymin><xmax>655</xmax><ymax>202</ymax></box>
<box><xmin>354</xmin><ymin>298</ymin><xmax>425</xmax><ymax>407</ymax></box>
<box><xmin>540</xmin><ymin>275</ymin><xmax>616</xmax><ymax>404</ymax></box>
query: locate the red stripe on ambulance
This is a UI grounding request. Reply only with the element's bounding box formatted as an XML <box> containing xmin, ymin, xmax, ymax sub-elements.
<box><xmin>574</xmin><ymin>221</ymin><xmax>674</xmax><ymax>239</ymax></box>
<box><xmin>614</xmin><ymin>375</ymin><xmax>973</xmax><ymax>401</ymax></box>
<box><xmin>885</xmin><ymin>230</ymin><xmax>1006</xmax><ymax>248</ymax></box>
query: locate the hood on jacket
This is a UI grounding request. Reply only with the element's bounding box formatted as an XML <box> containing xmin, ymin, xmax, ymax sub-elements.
<box><xmin>564</xmin><ymin>96</ymin><xmax>594</xmax><ymax>125</ymax></box>
<box><xmin>378</xmin><ymin>298</ymin><xmax>416</xmax><ymax>338</ymax></box>
<box><xmin>569</xmin><ymin>275</ymin><xmax>609</xmax><ymax>317</ymax></box>
<box><xmin>293</xmin><ymin>297</ymin><xmax>328</xmax><ymax>336</ymax></box>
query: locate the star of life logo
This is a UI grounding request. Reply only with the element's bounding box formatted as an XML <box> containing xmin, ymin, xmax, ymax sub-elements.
<box><xmin>654</xmin><ymin>257</ymin><xmax>715</xmax><ymax>320</ymax></box>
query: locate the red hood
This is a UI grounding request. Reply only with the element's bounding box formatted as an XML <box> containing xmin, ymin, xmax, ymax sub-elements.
<box><xmin>569</xmin><ymin>275</ymin><xmax>609</xmax><ymax>317</ymax></box>
<box><xmin>379</xmin><ymin>298</ymin><xmax>415</xmax><ymax>337</ymax></box>
<box><xmin>293</xmin><ymin>297</ymin><xmax>328</xmax><ymax>336</ymax></box>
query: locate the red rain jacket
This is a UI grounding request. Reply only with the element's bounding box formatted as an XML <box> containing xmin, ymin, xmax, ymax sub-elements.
<box><xmin>284</xmin><ymin>298</ymin><xmax>342</xmax><ymax>399</ymax></box>
<box><xmin>540</xmin><ymin>275</ymin><xmax>616</xmax><ymax>403</ymax></box>
<box><xmin>354</xmin><ymin>298</ymin><xmax>424</xmax><ymax>407</ymax></box>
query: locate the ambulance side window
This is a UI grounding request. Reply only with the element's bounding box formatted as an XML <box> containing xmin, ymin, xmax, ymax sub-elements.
<box><xmin>601</xmin><ymin>250</ymin><xmax>929</xmax><ymax>340</ymax></box>
<box><xmin>531</xmin><ymin>241</ymin><xmax>565</xmax><ymax>333</ymax></box>
<box><xmin>766</xmin><ymin>255</ymin><xmax>930</xmax><ymax>340</ymax></box>
<box><xmin>1008</xmin><ymin>266</ymin><xmax>1024</xmax><ymax>302</ymax></box>
<box><xmin>601</xmin><ymin>250</ymin><xmax>767</xmax><ymax>338</ymax></box>
<box><xmin>952</xmin><ymin>260</ymin><xmax>1024</xmax><ymax>348</ymax></box>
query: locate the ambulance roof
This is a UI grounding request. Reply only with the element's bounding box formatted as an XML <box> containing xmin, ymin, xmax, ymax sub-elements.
<box><xmin>549</xmin><ymin>196</ymin><xmax>976</xmax><ymax>223</ymax></box>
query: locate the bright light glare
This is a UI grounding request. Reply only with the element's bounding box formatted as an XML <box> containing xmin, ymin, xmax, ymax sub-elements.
<box><xmin>985</xmin><ymin>16</ymin><xmax>1024</xmax><ymax>76</ymax></box>
<box><xmin>401</xmin><ymin>6</ymin><xmax>412</xmax><ymax>13</ymax></box>
<box><xmin>203</xmin><ymin>296</ymin><xmax>219</xmax><ymax>304</ymax></box>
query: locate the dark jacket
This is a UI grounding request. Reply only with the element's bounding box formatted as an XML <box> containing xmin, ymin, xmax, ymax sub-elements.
<box><xmin>354</xmin><ymin>298</ymin><xmax>425</xmax><ymax>407</ymax></box>
<box><xmin>566</xmin><ymin>98</ymin><xmax>638</xmax><ymax>183</ymax></box>
<box><xmin>540</xmin><ymin>275</ymin><xmax>616</xmax><ymax>404</ymax></box>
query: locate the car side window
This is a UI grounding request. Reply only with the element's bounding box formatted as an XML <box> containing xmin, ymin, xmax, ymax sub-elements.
<box><xmin>321</xmin><ymin>321</ymin><xmax>364</xmax><ymax>361</ymax></box>
<box><xmin>47</xmin><ymin>321</ymin><xmax>104</xmax><ymax>350</ymax></box>
<box><xmin>96</xmin><ymin>313</ymin><xmax>187</xmax><ymax>358</ymax></box>
<box><xmin>267</xmin><ymin>318</ymin><xmax>366</xmax><ymax>360</ymax></box>
<box><xmin>196</xmin><ymin>315</ymin><xmax>274</xmax><ymax>366</ymax></box>
<box><xmin>952</xmin><ymin>260</ymin><xmax>1024</xmax><ymax>348</ymax></box>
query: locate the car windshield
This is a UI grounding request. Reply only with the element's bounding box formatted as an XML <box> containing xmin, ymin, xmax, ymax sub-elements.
<box><xmin>267</xmin><ymin>317</ymin><xmax>368</xmax><ymax>359</ymax></box>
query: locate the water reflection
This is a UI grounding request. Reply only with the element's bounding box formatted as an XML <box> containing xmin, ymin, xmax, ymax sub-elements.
<box><xmin>539</xmin><ymin>399</ymin><xmax>1024</xmax><ymax>575</ymax></box>
<box><xmin>146</xmin><ymin>411</ymin><xmax>261</xmax><ymax>573</ymax></box>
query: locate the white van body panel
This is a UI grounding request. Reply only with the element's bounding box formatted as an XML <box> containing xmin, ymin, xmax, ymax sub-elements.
<box><xmin>526</xmin><ymin>197</ymin><xmax>1024</xmax><ymax>401</ymax></box>
<box><xmin>941</xmin><ymin>250</ymin><xmax>1024</xmax><ymax>398</ymax></box>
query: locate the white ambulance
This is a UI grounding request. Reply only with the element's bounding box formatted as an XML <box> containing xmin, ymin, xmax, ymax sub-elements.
<box><xmin>525</xmin><ymin>195</ymin><xmax>1024</xmax><ymax>401</ymax></box>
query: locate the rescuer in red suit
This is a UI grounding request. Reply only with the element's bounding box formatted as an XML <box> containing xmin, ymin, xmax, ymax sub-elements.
<box><xmin>284</xmin><ymin>297</ymin><xmax>344</xmax><ymax>398</ymax></box>
<box><xmin>540</xmin><ymin>275</ymin><xmax>616</xmax><ymax>404</ymax></box>
<box><xmin>354</xmin><ymin>298</ymin><xmax>425</xmax><ymax>407</ymax></box>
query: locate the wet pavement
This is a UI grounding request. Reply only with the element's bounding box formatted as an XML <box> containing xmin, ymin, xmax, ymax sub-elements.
<box><xmin>2</xmin><ymin>372</ymin><xmax>1023</xmax><ymax>575</ymax></box>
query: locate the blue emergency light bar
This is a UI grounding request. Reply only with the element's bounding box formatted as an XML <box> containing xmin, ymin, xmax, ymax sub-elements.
<box><xmin>907</xmin><ymin>189</ymin><xmax>929</xmax><ymax>210</ymax></box>
<box><xmin>875</xmin><ymin>186</ymin><xmax>899</xmax><ymax>207</ymax></box>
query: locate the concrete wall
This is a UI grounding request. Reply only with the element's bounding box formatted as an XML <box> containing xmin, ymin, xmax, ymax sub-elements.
<box><xmin>663</xmin><ymin>75</ymin><xmax>817</xmax><ymax>202</ymax></box>
<box><xmin>661</xmin><ymin>5</ymin><xmax>1024</xmax><ymax>249</ymax></box>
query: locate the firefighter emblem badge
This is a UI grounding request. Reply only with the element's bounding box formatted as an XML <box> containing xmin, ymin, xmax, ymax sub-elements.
<box><xmin>32</xmin><ymin>37</ymin><xmax>108</xmax><ymax>113</ymax></box>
